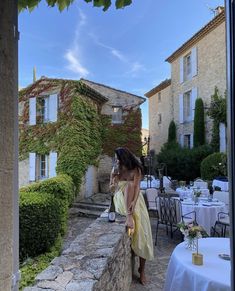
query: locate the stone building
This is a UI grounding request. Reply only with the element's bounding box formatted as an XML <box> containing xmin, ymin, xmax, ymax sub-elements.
<box><xmin>146</xmin><ymin>7</ymin><xmax>226</xmax><ymax>153</ymax></box>
<box><xmin>19</xmin><ymin>77</ymin><xmax>145</xmax><ymax>195</ymax></box>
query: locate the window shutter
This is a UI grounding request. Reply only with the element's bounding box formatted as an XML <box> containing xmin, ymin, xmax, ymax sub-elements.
<box><xmin>29</xmin><ymin>97</ymin><xmax>36</xmax><ymax>125</ymax></box>
<box><xmin>180</xmin><ymin>57</ymin><xmax>184</xmax><ymax>83</ymax></box>
<box><xmin>219</xmin><ymin>123</ymin><xmax>226</xmax><ymax>152</ymax></box>
<box><xmin>191</xmin><ymin>47</ymin><xmax>197</xmax><ymax>77</ymax></box>
<box><xmin>49</xmin><ymin>94</ymin><xmax>58</xmax><ymax>122</ymax></box>
<box><xmin>29</xmin><ymin>153</ymin><xmax>36</xmax><ymax>181</ymax></box>
<box><xmin>179</xmin><ymin>94</ymin><xmax>183</xmax><ymax>123</ymax></box>
<box><xmin>49</xmin><ymin>152</ymin><xmax>57</xmax><ymax>178</ymax></box>
<box><xmin>179</xmin><ymin>134</ymin><xmax>184</xmax><ymax>147</ymax></box>
<box><xmin>190</xmin><ymin>134</ymin><xmax>194</xmax><ymax>148</ymax></box>
<box><xmin>191</xmin><ymin>87</ymin><xmax>197</xmax><ymax>120</ymax></box>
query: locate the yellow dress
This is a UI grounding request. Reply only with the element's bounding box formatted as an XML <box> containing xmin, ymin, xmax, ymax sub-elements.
<box><xmin>114</xmin><ymin>181</ymin><xmax>154</xmax><ymax>261</ymax></box>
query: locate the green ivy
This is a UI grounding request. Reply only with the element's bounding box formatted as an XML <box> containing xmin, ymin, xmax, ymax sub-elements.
<box><xmin>19</xmin><ymin>79</ymin><xmax>142</xmax><ymax>188</ymax></box>
<box><xmin>101</xmin><ymin>108</ymin><xmax>142</xmax><ymax>157</ymax></box>
<box><xmin>207</xmin><ymin>87</ymin><xmax>227</xmax><ymax>151</ymax></box>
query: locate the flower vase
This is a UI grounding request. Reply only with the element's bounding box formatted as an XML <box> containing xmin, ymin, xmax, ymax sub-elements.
<box><xmin>184</xmin><ymin>236</ymin><xmax>197</xmax><ymax>251</ymax></box>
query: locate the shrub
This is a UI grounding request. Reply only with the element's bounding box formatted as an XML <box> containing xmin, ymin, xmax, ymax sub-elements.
<box><xmin>201</xmin><ymin>152</ymin><xmax>227</xmax><ymax>180</ymax></box>
<box><xmin>193</xmin><ymin>98</ymin><xmax>205</xmax><ymax>147</ymax></box>
<box><xmin>20</xmin><ymin>174</ymin><xmax>75</xmax><ymax>235</ymax></box>
<box><xmin>20</xmin><ymin>192</ymin><xmax>61</xmax><ymax>261</ymax></box>
<box><xmin>157</xmin><ymin>143</ymin><xmax>212</xmax><ymax>182</ymax></box>
<box><xmin>20</xmin><ymin>174</ymin><xmax>75</xmax><ymax>204</ymax></box>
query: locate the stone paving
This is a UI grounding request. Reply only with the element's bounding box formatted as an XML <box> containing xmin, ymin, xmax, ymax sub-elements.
<box><xmin>63</xmin><ymin>198</ymin><xmax>181</xmax><ymax>291</ymax></box>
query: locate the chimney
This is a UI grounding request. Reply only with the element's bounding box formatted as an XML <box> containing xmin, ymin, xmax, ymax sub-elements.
<box><xmin>215</xmin><ymin>6</ymin><xmax>224</xmax><ymax>16</ymax></box>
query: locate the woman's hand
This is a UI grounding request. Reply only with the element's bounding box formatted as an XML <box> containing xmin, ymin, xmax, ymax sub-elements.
<box><xmin>126</xmin><ymin>214</ymin><xmax>134</xmax><ymax>229</ymax></box>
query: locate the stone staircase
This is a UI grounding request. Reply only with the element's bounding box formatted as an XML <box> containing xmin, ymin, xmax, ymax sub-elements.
<box><xmin>69</xmin><ymin>193</ymin><xmax>111</xmax><ymax>218</ymax></box>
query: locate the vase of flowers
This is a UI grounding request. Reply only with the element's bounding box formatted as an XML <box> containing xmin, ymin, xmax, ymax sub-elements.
<box><xmin>193</xmin><ymin>189</ymin><xmax>201</xmax><ymax>204</ymax></box>
<box><xmin>178</xmin><ymin>223</ymin><xmax>203</xmax><ymax>251</ymax></box>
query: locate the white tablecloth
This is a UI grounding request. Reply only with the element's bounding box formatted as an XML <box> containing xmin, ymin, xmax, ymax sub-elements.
<box><xmin>164</xmin><ymin>238</ymin><xmax>231</xmax><ymax>291</ymax></box>
<box><xmin>212</xmin><ymin>179</ymin><xmax>229</xmax><ymax>191</ymax></box>
<box><xmin>176</xmin><ymin>188</ymin><xmax>210</xmax><ymax>200</ymax></box>
<box><xmin>182</xmin><ymin>201</ymin><xmax>226</xmax><ymax>235</ymax></box>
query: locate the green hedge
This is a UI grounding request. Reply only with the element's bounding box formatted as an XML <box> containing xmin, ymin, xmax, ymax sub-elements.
<box><xmin>20</xmin><ymin>174</ymin><xmax>75</xmax><ymax>236</ymax></box>
<box><xmin>20</xmin><ymin>174</ymin><xmax>75</xmax><ymax>204</ymax></box>
<box><xmin>201</xmin><ymin>152</ymin><xmax>227</xmax><ymax>180</ymax></box>
<box><xmin>20</xmin><ymin>192</ymin><xmax>61</xmax><ymax>261</ymax></box>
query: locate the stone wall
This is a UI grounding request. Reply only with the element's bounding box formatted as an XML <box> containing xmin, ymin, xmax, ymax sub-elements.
<box><xmin>148</xmin><ymin>84</ymin><xmax>172</xmax><ymax>154</ymax></box>
<box><xmin>24</xmin><ymin>215</ymin><xmax>132</xmax><ymax>291</ymax></box>
<box><xmin>97</xmin><ymin>155</ymin><xmax>113</xmax><ymax>193</ymax></box>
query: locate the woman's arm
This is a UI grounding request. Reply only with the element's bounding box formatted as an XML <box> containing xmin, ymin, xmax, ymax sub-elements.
<box><xmin>109</xmin><ymin>168</ymin><xmax>119</xmax><ymax>192</ymax></box>
<box><xmin>127</xmin><ymin>168</ymin><xmax>142</xmax><ymax>214</ymax></box>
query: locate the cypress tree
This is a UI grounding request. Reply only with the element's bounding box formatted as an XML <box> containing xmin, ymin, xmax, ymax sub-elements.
<box><xmin>193</xmin><ymin>98</ymin><xmax>205</xmax><ymax>147</ymax></box>
<box><xmin>168</xmin><ymin>120</ymin><xmax>176</xmax><ymax>143</ymax></box>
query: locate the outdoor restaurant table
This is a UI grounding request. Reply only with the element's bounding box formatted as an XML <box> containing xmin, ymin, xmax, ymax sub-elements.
<box><xmin>181</xmin><ymin>200</ymin><xmax>226</xmax><ymax>235</ymax></box>
<box><xmin>176</xmin><ymin>188</ymin><xmax>210</xmax><ymax>200</ymax></box>
<box><xmin>164</xmin><ymin>237</ymin><xmax>231</xmax><ymax>291</ymax></box>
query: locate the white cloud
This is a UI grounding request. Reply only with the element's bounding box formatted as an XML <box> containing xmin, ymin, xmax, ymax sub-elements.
<box><xmin>65</xmin><ymin>50</ymin><xmax>89</xmax><ymax>76</ymax></box>
<box><xmin>64</xmin><ymin>8</ymin><xmax>89</xmax><ymax>77</ymax></box>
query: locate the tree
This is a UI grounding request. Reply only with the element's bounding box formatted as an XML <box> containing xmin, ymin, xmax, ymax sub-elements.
<box><xmin>18</xmin><ymin>0</ymin><xmax>132</xmax><ymax>12</ymax></box>
<box><xmin>193</xmin><ymin>98</ymin><xmax>205</xmax><ymax>147</ymax></box>
<box><xmin>168</xmin><ymin>120</ymin><xmax>176</xmax><ymax>143</ymax></box>
<box><xmin>0</xmin><ymin>1</ymin><xmax>133</xmax><ymax>290</ymax></box>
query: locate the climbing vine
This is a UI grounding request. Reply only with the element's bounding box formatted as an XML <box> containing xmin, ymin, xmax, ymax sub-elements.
<box><xmin>207</xmin><ymin>87</ymin><xmax>227</xmax><ymax>152</ymax></box>
<box><xmin>101</xmin><ymin>108</ymin><xmax>142</xmax><ymax>157</ymax></box>
<box><xmin>19</xmin><ymin>78</ymin><xmax>142</xmax><ymax>187</ymax></box>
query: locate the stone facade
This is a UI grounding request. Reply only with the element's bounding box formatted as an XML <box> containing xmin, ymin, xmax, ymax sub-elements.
<box><xmin>146</xmin><ymin>10</ymin><xmax>226</xmax><ymax>153</ymax></box>
<box><xmin>171</xmin><ymin>18</ymin><xmax>226</xmax><ymax>145</ymax></box>
<box><xmin>19</xmin><ymin>159</ymin><xmax>29</xmax><ymax>187</ymax></box>
<box><xmin>24</xmin><ymin>215</ymin><xmax>132</xmax><ymax>291</ymax></box>
<box><xmin>147</xmin><ymin>81</ymin><xmax>172</xmax><ymax>153</ymax></box>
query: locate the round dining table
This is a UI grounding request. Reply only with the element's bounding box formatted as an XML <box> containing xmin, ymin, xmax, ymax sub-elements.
<box><xmin>164</xmin><ymin>237</ymin><xmax>231</xmax><ymax>291</ymax></box>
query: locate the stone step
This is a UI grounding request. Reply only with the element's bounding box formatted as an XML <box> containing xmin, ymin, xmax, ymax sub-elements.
<box><xmin>69</xmin><ymin>207</ymin><xmax>106</xmax><ymax>218</ymax></box>
<box><xmin>73</xmin><ymin>201</ymin><xmax>109</xmax><ymax>212</ymax></box>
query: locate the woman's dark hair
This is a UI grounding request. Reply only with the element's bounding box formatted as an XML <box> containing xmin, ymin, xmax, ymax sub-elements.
<box><xmin>115</xmin><ymin>147</ymin><xmax>143</xmax><ymax>174</ymax></box>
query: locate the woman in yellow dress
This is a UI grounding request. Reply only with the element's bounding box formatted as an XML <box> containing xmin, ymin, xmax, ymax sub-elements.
<box><xmin>109</xmin><ymin>147</ymin><xmax>154</xmax><ymax>285</ymax></box>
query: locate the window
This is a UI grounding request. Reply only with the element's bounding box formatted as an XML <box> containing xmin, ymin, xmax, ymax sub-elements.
<box><xmin>112</xmin><ymin>106</ymin><xmax>122</xmax><ymax>124</ymax></box>
<box><xmin>184</xmin><ymin>134</ymin><xmax>191</xmax><ymax>148</ymax></box>
<box><xmin>29</xmin><ymin>152</ymin><xmax>57</xmax><ymax>182</ymax></box>
<box><xmin>183</xmin><ymin>91</ymin><xmax>191</xmax><ymax>122</ymax></box>
<box><xmin>38</xmin><ymin>96</ymin><xmax>49</xmax><ymax>123</ymax></box>
<box><xmin>158</xmin><ymin>92</ymin><xmax>161</xmax><ymax>102</ymax></box>
<box><xmin>158</xmin><ymin>113</ymin><xmax>162</xmax><ymax>124</ymax></box>
<box><xmin>36</xmin><ymin>154</ymin><xmax>49</xmax><ymax>180</ymax></box>
<box><xmin>183</xmin><ymin>53</ymin><xmax>192</xmax><ymax>81</ymax></box>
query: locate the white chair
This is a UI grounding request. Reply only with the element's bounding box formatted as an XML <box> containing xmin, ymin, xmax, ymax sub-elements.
<box><xmin>146</xmin><ymin>188</ymin><xmax>159</xmax><ymax>210</ymax></box>
<box><xmin>213</xmin><ymin>191</ymin><xmax>229</xmax><ymax>208</ymax></box>
<box><xmin>193</xmin><ymin>178</ymin><xmax>208</xmax><ymax>189</ymax></box>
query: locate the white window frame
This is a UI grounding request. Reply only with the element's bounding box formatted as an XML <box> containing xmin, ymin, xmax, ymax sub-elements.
<box><xmin>38</xmin><ymin>96</ymin><xmax>49</xmax><ymax>123</ymax></box>
<box><xmin>38</xmin><ymin>154</ymin><xmax>49</xmax><ymax>180</ymax></box>
<box><xmin>184</xmin><ymin>134</ymin><xmax>191</xmax><ymax>148</ymax></box>
<box><xmin>183</xmin><ymin>52</ymin><xmax>192</xmax><ymax>81</ymax></box>
<box><xmin>112</xmin><ymin>106</ymin><xmax>123</xmax><ymax>124</ymax></box>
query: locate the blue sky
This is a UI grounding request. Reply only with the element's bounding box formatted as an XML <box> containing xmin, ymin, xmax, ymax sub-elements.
<box><xmin>19</xmin><ymin>0</ymin><xmax>224</xmax><ymax>129</ymax></box>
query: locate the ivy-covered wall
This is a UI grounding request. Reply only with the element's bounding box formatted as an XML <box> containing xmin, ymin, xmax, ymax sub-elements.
<box><xmin>19</xmin><ymin>78</ymin><xmax>142</xmax><ymax>189</ymax></box>
<box><xmin>101</xmin><ymin>108</ymin><xmax>142</xmax><ymax>157</ymax></box>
